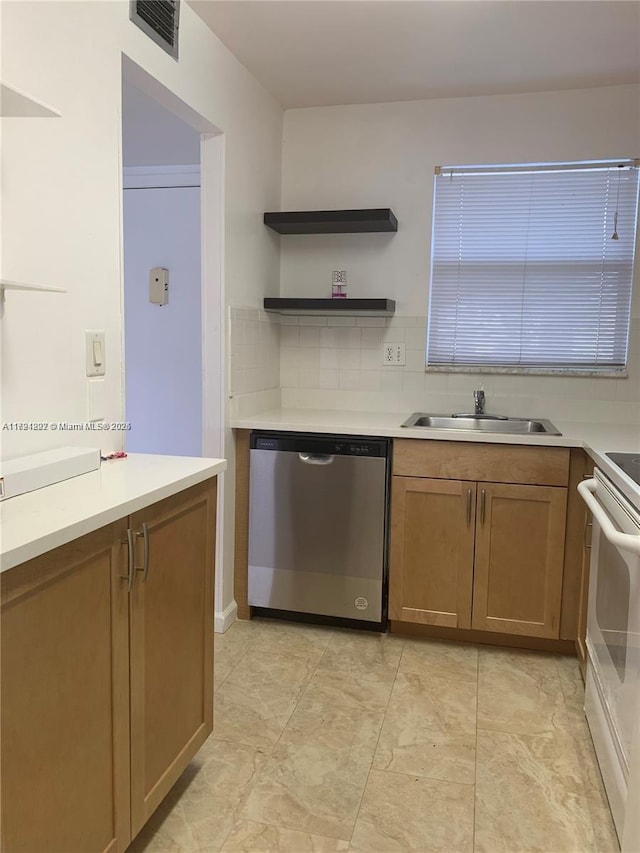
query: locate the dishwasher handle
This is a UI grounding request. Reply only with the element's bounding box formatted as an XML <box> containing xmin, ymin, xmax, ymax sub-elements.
<box><xmin>298</xmin><ymin>452</ymin><xmax>335</xmax><ymax>466</ymax></box>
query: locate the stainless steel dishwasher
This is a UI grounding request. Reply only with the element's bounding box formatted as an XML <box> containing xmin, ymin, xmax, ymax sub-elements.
<box><xmin>248</xmin><ymin>432</ymin><xmax>390</xmax><ymax>628</ymax></box>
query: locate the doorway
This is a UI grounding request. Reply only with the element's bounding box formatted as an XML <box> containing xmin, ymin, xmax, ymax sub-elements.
<box><xmin>122</xmin><ymin>82</ymin><xmax>202</xmax><ymax>456</ymax></box>
<box><xmin>120</xmin><ymin>58</ymin><xmax>227</xmax><ymax>630</ymax></box>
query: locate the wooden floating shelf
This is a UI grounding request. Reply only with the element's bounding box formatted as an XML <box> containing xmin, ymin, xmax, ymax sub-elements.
<box><xmin>263</xmin><ymin>208</ymin><xmax>398</xmax><ymax>235</ymax></box>
<box><xmin>1</xmin><ymin>83</ymin><xmax>61</xmax><ymax>118</ymax></box>
<box><xmin>264</xmin><ymin>298</ymin><xmax>396</xmax><ymax>316</ymax></box>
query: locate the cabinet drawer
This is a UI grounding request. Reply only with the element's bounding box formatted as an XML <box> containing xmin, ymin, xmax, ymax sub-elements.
<box><xmin>393</xmin><ymin>439</ymin><xmax>570</xmax><ymax>486</ymax></box>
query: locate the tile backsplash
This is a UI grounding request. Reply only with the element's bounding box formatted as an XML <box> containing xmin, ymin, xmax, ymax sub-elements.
<box><xmin>278</xmin><ymin>315</ymin><xmax>640</xmax><ymax>425</ymax></box>
<box><xmin>228</xmin><ymin>308</ymin><xmax>639</xmax><ymax>424</ymax></box>
<box><xmin>280</xmin><ymin>315</ymin><xmax>426</xmax><ymax>393</ymax></box>
<box><xmin>228</xmin><ymin>307</ymin><xmax>280</xmax><ymax>397</ymax></box>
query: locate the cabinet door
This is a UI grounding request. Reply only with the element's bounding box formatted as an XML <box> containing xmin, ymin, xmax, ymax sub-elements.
<box><xmin>389</xmin><ymin>477</ymin><xmax>476</xmax><ymax>628</ymax></box>
<box><xmin>1</xmin><ymin>521</ymin><xmax>130</xmax><ymax>853</ymax></box>
<box><xmin>129</xmin><ymin>479</ymin><xmax>216</xmax><ymax>836</ymax></box>
<box><xmin>472</xmin><ymin>483</ymin><xmax>567</xmax><ymax>638</ymax></box>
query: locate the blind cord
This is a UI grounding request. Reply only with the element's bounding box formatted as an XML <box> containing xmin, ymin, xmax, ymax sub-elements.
<box><xmin>612</xmin><ymin>166</ymin><xmax>622</xmax><ymax>240</ymax></box>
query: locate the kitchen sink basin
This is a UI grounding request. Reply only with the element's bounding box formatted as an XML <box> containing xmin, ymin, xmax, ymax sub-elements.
<box><xmin>401</xmin><ymin>413</ymin><xmax>562</xmax><ymax>435</ymax></box>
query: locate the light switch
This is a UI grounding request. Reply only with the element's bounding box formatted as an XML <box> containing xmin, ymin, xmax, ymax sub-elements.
<box><xmin>86</xmin><ymin>331</ymin><xmax>105</xmax><ymax>377</ymax></box>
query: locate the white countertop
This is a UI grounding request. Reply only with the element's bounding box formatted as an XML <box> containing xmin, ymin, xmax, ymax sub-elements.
<box><xmin>0</xmin><ymin>453</ymin><xmax>226</xmax><ymax>573</ymax></box>
<box><xmin>232</xmin><ymin>408</ymin><xmax>640</xmax><ymax>504</ymax></box>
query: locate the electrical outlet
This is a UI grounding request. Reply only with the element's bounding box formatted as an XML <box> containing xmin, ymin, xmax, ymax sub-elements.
<box><xmin>383</xmin><ymin>343</ymin><xmax>406</xmax><ymax>366</ymax></box>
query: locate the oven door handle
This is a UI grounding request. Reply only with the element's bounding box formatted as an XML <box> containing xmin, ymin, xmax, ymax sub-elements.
<box><xmin>578</xmin><ymin>479</ymin><xmax>640</xmax><ymax>556</ymax></box>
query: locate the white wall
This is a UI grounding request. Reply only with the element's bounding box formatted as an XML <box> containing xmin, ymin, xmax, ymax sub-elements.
<box><xmin>122</xmin><ymin>82</ymin><xmax>201</xmax><ymax>167</ymax></box>
<box><xmin>1</xmin><ymin>0</ymin><xmax>283</xmax><ymax>624</ymax></box>
<box><xmin>279</xmin><ymin>84</ymin><xmax>640</xmax><ymax>424</ymax></box>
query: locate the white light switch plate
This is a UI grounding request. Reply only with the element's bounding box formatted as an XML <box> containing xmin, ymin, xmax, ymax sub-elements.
<box><xmin>87</xmin><ymin>378</ymin><xmax>105</xmax><ymax>422</ymax></box>
<box><xmin>86</xmin><ymin>330</ymin><xmax>106</xmax><ymax>377</ymax></box>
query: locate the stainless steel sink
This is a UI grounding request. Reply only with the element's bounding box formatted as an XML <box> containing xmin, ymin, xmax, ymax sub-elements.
<box><xmin>401</xmin><ymin>413</ymin><xmax>562</xmax><ymax>435</ymax></box>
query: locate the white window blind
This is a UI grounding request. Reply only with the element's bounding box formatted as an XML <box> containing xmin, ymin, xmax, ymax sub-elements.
<box><xmin>427</xmin><ymin>162</ymin><xmax>639</xmax><ymax>372</ymax></box>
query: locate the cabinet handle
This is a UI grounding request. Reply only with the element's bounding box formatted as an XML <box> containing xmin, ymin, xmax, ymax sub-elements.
<box><xmin>123</xmin><ymin>528</ymin><xmax>136</xmax><ymax>591</ymax></box>
<box><xmin>584</xmin><ymin>518</ymin><xmax>593</xmax><ymax>550</ymax></box>
<box><xmin>466</xmin><ymin>488</ymin><xmax>472</xmax><ymax>526</ymax></box>
<box><xmin>136</xmin><ymin>522</ymin><xmax>150</xmax><ymax>581</ymax></box>
<box><xmin>481</xmin><ymin>489</ymin><xmax>486</xmax><ymax>524</ymax></box>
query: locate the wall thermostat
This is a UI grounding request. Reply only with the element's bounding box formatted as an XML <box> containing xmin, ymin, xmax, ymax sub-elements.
<box><xmin>149</xmin><ymin>267</ymin><xmax>169</xmax><ymax>306</ymax></box>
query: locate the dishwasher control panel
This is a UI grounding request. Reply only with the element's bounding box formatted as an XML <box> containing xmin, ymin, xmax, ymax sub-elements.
<box><xmin>349</xmin><ymin>443</ymin><xmax>374</xmax><ymax>456</ymax></box>
<box><xmin>251</xmin><ymin>432</ymin><xmax>387</xmax><ymax>458</ymax></box>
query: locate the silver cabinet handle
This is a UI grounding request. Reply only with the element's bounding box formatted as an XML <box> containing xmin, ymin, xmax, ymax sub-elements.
<box><xmin>123</xmin><ymin>528</ymin><xmax>135</xmax><ymax>592</ymax></box>
<box><xmin>143</xmin><ymin>522</ymin><xmax>149</xmax><ymax>580</ymax></box>
<box><xmin>466</xmin><ymin>488</ymin><xmax>472</xmax><ymax>526</ymax></box>
<box><xmin>584</xmin><ymin>517</ymin><xmax>593</xmax><ymax>550</ymax></box>
<box><xmin>136</xmin><ymin>522</ymin><xmax>150</xmax><ymax>581</ymax></box>
<box><xmin>298</xmin><ymin>453</ymin><xmax>335</xmax><ymax>466</ymax></box>
<box><xmin>481</xmin><ymin>489</ymin><xmax>486</xmax><ymax>524</ymax></box>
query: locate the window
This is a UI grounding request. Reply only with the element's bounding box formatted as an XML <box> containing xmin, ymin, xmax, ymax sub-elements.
<box><xmin>427</xmin><ymin>161</ymin><xmax>639</xmax><ymax>374</ymax></box>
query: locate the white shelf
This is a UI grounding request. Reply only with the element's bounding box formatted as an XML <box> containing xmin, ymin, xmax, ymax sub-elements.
<box><xmin>1</xmin><ymin>280</ymin><xmax>66</xmax><ymax>300</ymax></box>
<box><xmin>1</xmin><ymin>83</ymin><xmax>61</xmax><ymax>118</ymax></box>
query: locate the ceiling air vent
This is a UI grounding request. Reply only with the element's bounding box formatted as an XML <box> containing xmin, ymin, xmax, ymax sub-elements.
<box><xmin>130</xmin><ymin>1</ymin><xmax>180</xmax><ymax>60</ymax></box>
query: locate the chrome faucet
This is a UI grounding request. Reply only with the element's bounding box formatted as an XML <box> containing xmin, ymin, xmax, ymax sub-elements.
<box><xmin>474</xmin><ymin>389</ymin><xmax>485</xmax><ymax>415</ymax></box>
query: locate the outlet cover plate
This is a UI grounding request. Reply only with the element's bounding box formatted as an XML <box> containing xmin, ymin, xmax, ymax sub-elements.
<box><xmin>383</xmin><ymin>342</ymin><xmax>406</xmax><ymax>366</ymax></box>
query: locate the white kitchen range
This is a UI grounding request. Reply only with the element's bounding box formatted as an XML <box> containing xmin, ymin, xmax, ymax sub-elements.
<box><xmin>579</xmin><ymin>453</ymin><xmax>640</xmax><ymax>850</ymax></box>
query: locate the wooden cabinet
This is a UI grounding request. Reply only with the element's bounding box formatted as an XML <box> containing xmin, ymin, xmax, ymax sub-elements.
<box><xmin>390</xmin><ymin>441</ymin><xmax>570</xmax><ymax>642</ymax></box>
<box><xmin>472</xmin><ymin>483</ymin><xmax>567</xmax><ymax>638</ymax></box>
<box><xmin>129</xmin><ymin>483</ymin><xmax>216</xmax><ymax>836</ymax></box>
<box><xmin>0</xmin><ymin>479</ymin><xmax>217</xmax><ymax>853</ymax></box>
<box><xmin>390</xmin><ymin>477</ymin><xmax>475</xmax><ymax>628</ymax></box>
<box><xmin>1</xmin><ymin>521</ymin><xmax>130</xmax><ymax>853</ymax></box>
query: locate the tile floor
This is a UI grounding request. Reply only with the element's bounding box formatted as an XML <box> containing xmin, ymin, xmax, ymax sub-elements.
<box><xmin>129</xmin><ymin>618</ymin><xmax>619</xmax><ymax>852</ymax></box>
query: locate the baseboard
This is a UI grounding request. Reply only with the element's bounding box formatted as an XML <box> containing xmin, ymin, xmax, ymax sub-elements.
<box><xmin>214</xmin><ymin>600</ymin><xmax>237</xmax><ymax>634</ymax></box>
<box><xmin>389</xmin><ymin>620</ymin><xmax>576</xmax><ymax>654</ymax></box>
